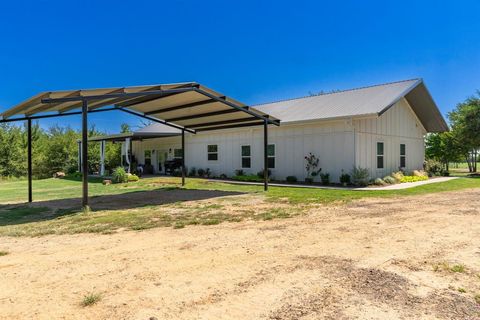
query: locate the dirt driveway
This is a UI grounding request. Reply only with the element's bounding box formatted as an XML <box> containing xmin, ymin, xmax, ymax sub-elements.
<box><xmin>0</xmin><ymin>189</ymin><xmax>480</xmax><ymax>319</ymax></box>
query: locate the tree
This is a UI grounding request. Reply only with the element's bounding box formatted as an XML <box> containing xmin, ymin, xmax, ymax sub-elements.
<box><xmin>448</xmin><ymin>92</ymin><xmax>480</xmax><ymax>172</ymax></box>
<box><xmin>425</xmin><ymin>132</ymin><xmax>463</xmax><ymax>171</ymax></box>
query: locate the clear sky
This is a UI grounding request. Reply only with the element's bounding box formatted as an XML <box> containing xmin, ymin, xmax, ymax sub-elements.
<box><xmin>1</xmin><ymin>0</ymin><xmax>479</xmax><ymax>133</ymax></box>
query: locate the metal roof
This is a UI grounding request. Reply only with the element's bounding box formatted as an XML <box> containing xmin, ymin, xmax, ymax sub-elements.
<box><xmin>0</xmin><ymin>82</ymin><xmax>279</xmax><ymax>132</ymax></box>
<box><xmin>254</xmin><ymin>79</ymin><xmax>448</xmax><ymax>132</ymax></box>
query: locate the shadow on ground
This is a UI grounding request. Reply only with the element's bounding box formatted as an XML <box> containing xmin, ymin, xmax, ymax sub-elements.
<box><xmin>0</xmin><ymin>188</ymin><xmax>244</xmax><ymax>226</ymax></box>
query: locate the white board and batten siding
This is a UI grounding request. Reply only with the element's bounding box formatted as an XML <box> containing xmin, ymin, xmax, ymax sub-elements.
<box><xmin>131</xmin><ymin>97</ymin><xmax>426</xmax><ymax>183</ymax></box>
<box><xmin>354</xmin><ymin>98</ymin><xmax>426</xmax><ymax>179</ymax></box>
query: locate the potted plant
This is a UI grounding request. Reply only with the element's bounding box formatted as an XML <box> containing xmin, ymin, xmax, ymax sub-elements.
<box><xmin>305</xmin><ymin>152</ymin><xmax>322</xmax><ymax>183</ymax></box>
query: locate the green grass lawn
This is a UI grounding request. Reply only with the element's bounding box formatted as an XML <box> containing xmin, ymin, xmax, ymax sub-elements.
<box><xmin>0</xmin><ymin>175</ymin><xmax>479</xmax><ymax>237</ymax></box>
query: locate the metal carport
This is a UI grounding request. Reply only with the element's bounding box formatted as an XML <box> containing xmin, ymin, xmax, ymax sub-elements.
<box><xmin>0</xmin><ymin>82</ymin><xmax>280</xmax><ymax>207</ymax></box>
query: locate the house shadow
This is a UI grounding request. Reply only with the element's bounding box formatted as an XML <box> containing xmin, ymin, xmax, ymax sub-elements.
<box><xmin>0</xmin><ymin>188</ymin><xmax>245</xmax><ymax>227</ymax></box>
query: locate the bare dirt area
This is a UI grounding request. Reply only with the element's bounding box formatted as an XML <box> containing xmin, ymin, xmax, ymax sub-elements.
<box><xmin>1</xmin><ymin>189</ymin><xmax>480</xmax><ymax>319</ymax></box>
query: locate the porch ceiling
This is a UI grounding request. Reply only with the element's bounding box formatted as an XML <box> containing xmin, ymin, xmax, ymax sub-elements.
<box><xmin>0</xmin><ymin>82</ymin><xmax>280</xmax><ymax>132</ymax></box>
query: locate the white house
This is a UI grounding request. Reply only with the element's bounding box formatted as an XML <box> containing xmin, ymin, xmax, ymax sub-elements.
<box><xmin>108</xmin><ymin>79</ymin><xmax>447</xmax><ymax>182</ymax></box>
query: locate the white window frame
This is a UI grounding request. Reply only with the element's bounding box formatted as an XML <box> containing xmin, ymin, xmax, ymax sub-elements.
<box><xmin>241</xmin><ymin>145</ymin><xmax>251</xmax><ymax>168</ymax></box>
<box><xmin>267</xmin><ymin>143</ymin><xmax>275</xmax><ymax>169</ymax></box>
<box><xmin>376</xmin><ymin>141</ymin><xmax>384</xmax><ymax>169</ymax></box>
<box><xmin>207</xmin><ymin>144</ymin><xmax>218</xmax><ymax>161</ymax></box>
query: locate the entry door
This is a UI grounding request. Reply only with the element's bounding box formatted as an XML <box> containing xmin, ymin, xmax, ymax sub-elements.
<box><xmin>157</xmin><ymin>149</ymin><xmax>169</xmax><ymax>173</ymax></box>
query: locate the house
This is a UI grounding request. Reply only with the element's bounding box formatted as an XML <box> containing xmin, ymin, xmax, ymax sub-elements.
<box><xmin>103</xmin><ymin>79</ymin><xmax>448</xmax><ymax>182</ymax></box>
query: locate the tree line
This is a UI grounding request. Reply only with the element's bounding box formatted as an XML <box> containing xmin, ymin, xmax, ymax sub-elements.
<box><xmin>0</xmin><ymin>122</ymin><xmax>131</xmax><ymax>179</ymax></box>
<box><xmin>426</xmin><ymin>92</ymin><xmax>480</xmax><ymax>172</ymax></box>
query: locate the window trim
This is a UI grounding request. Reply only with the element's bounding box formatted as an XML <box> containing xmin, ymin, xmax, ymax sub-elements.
<box><xmin>241</xmin><ymin>145</ymin><xmax>251</xmax><ymax>168</ymax></box>
<box><xmin>376</xmin><ymin>141</ymin><xmax>384</xmax><ymax>169</ymax></box>
<box><xmin>207</xmin><ymin>144</ymin><xmax>218</xmax><ymax>161</ymax></box>
<box><xmin>267</xmin><ymin>143</ymin><xmax>275</xmax><ymax>169</ymax></box>
<box><xmin>144</xmin><ymin>150</ymin><xmax>152</xmax><ymax>165</ymax></box>
<box><xmin>400</xmin><ymin>143</ymin><xmax>406</xmax><ymax>168</ymax></box>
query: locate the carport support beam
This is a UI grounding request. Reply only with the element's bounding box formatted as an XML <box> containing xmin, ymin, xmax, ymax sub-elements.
<box><xmin>81</xmin><ymin>99</ymin><xmax>88</xmax><ymax>208</ymax></box>
<box><xmin>263</xmin><ymin>119</ymin><xmax>268</xmax><ymax>191</ymax></box>
<box><xmin>181</xmin><ymin>129</ymin><xmax>185</xmax><ymax>186</ymax></box>
<box><xmin>27</xmin><ymin>119</ymin><xmax>32</xmax><ymax>202</ymax></box>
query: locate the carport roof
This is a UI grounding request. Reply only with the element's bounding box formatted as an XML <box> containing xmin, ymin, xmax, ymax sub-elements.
<box><xmin>0</xmin><ymin>82</ymin><xmax>279</xmax><ymax>132</ymax></box>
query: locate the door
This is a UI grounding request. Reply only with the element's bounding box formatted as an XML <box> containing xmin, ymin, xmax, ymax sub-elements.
<box><xmin>157</xmin><ymin>149</ymin><xmax>169</xmax><ymax>173</ymax></box>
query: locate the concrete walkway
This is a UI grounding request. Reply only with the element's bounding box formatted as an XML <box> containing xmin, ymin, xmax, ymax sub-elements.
<box><xmin>209</xmin><ymin>177</ymin><xmax>458</xmax><ymax>191</ymax></box>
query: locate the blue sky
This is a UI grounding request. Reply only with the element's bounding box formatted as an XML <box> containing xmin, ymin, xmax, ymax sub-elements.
<box><xmin>0</xmin><ymin>0</ymin><xmax>479</xmax><ymax>133</ymax></box>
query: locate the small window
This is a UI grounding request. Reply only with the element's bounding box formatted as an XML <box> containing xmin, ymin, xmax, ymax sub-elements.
<box><xmin>173</xmin><ymin>148</ymin><xmax>183</xmax><ymax>159</ymax></box>
<box><xmin>400</xmin><ymin>144</ymin><xmax>406</xmax><ymax>168</ymax></box>
<box><xmin>144</xmin><ymin>150</ymin><xmax>152</xmax><ymax>165</ymax></box>
<box><xmin>267</xmin><ymin>144</ymin><xmax>275</xmax><ymax>169</ymax></box>
<box><xmin>377</xmin><ymin>142</ymin><xmax>384</xmax><ymax>169</ymax></box>
<box><xmin>241</xmin><ymin>145</ymin><xmax>251</xmax><ymax>168</ymax></box>
<box><xmin>207</xmin><ymin>144</ymin><xmax>218</xmax><ymax>161</ymax></box>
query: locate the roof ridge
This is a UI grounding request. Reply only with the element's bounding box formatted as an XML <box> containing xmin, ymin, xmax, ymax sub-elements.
<box><xmin>253</xmin><ymin>78</ymin><xmax>421</xmax><ymax>107</ymax></box>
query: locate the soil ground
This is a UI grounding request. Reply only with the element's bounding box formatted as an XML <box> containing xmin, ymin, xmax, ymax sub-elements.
<box><xmin>1</xmin><ymin>189</ymin><xmax>480</xmax><ymax>319</ymax></box>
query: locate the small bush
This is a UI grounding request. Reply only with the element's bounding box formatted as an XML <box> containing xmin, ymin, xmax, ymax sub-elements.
<box><xmin>232</xmin><ymin>174</ymin><xmax>263</xmax><ymax>182</ymax></box>
<box><xmin>374</xmin><ymin>178</ymin><xmax>385</xmax><ymax>186</ymax></box>
<box><xmin>197</xmin><ymin>168</ymin><xmax>205</xmax><ymax>177</ymax></box>
<box><xmin>257</xmin><ymin>169</ymin><xmax>272</xmax><ymax>179</ymax></box>
<box><xmin>305</xmin><ymin>177</ymin><xmax>313</xmax><ymax>184</ymax></box>
<box><xmin>172</xmin><ymin>168</ymin><xmax>182</xmax><ymax>177</ymax></box>
<box><xmin>424</xmin><ymin>159</ymin><xmax>443</xmax><ymax>176</ymax></box>
<box><xmin>450</xmin><ymin>264</ymin><xmax>466</xmax><ymax>273</ymax></box>
<box><xmin>412</xmin><ymin>170</ymin><xmax>427</xmax><ymax>177</ymax></box>
<box><xmin>235</xmin><ymin>169</ymin><xmax>244</xmax><ymax>176</ymax></box>
<box><xmin>474</xmin><ymin>294</ymin><xmax>480</xmax><ymax>305</ymax></box>
<box><xmin>391</xmin><ymin>171</ymin><xmax>404</xmax><ymax>182</ymax></box>
<box><xmin>339</xmin><ymin>170</ymin><xmax>351</xmax><ymax>185</ymax></box>
<box><xmin>351</xmin><ymin>166</ymin><xmax>369</xmax><ymax>186</ymax></box>
<box><xmin>286</xmin><ymin>175</ymin><xmax>297</xmax><ymax>183</ymax></box>
<box><xmin>188</xmin><ymin>167</ymin><xmax>197</xmax><ymax>177</ymax></box>
<box><xmin>205</xmin><ymin>168</ymin><xmax>211</xmax><ymax>178</ymax></box>
<box><xmin>383</xmin><ymin>176</ymin><xmax>396</xmax><ymax>184</ymax></box>
<box><xmin>320</xmin><ymin>173</ymin><xmax>330</xmax><ymax>185</ymax></box>
<box><xmin>127</xmin><ymin>173</ymin><xmax>139</xmax><ymax>182</ymax></box>
<box><xmin>112</xmin><ymin>167</ymin><xmax>128</xmax><ymax>183</ymax></box>
<box><xmin>81</xmin><ymin>293</ymin><xmax>101</xmax><ymax>307</ymax></box>
<box><xmin>219</xmin><ymin>173</ymin><xmax>227</xmax><ymax>179</ymax></box>
<box><xmin>0</xmin><ymin>251</ymin><xmax>9</xmax><ymax>256</ymax></box>
<box><xmin>400</xmin><ymin>175</ymin><xmax>428</xmax><ymax>183</ymax></box>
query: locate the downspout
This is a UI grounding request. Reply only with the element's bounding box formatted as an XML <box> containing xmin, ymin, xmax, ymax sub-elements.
<box><xmin>352</xmin><ymin>118</ymin><xmax>356</xmax><ymax>168</ymax></box>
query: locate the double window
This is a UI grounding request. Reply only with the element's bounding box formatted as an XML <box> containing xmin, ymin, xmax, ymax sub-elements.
<box><xmin>207</xmin><ymin>145</ymin><xmax>218</xmax><ymax>161</ymax></box>
<box><xmin>241</xmin><ymin>145</ymin><xmax>251</xmax><ymax>168</ymax></box>
<box><xmin>174</xmin><ymin>148</ymin><xmax>183</xmax><ymax>159</ymax></box>
<box><xmin>267</xmin><ymin>144</ymin><xmax>275</xmax><ymax>169</ymax></box>
<box><xmin>376</xmin><ymin>142</ymin><xmax>384</xmax><ymax>169</ymax></box>
<box><xmin>400</xmin><ymin>144</ymin><xmax>406</xmax><ymax>168</ymax></box>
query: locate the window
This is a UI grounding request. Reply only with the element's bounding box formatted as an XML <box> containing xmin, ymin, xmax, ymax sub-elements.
<box><xmin>241</xmin><ymin>145</ymin><xmax>251</xmax><ymax>168</ymax></box>
<box><xmin>376</xmin><ymin>142</ymin><xmax>384</xmax><ymax>169</ymax></box>
<box><xmin>400</xmin><ymin>144</ymin><xmax>406</xmax><ymax>168</ymax></box>
<box><xmin>144</xmin><ymin>150</ymin><xmax>152</xmax><ymax>165</ymax></box>
<box><xmin>174</xmin><ymin>148</ymin><xmax>183</xmax><ymax>159</ymax></box>
<box><xmin>207</xmin><ymin>144</ymin><xmax>218</xmax><ymax>161</ymax></box>
<box><xmin>267</xmin><ymin>144</ymin><xmax>275</xmax><ymax>169</ymax></box>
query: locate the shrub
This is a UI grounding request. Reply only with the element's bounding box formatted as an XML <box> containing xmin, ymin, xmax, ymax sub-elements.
<box><xmin>232</xmin><ymin>174</ymin><xmax>263</xmax><ymax>182</ymax></box>
<box><xmin>351</xmin><ymin>166</ymin><xmax>369</xmax><ymax>186</ymax></box>
<box><xmin>400</xmin><ymin>175</ymin><xmax>428</xmax><ymax>183</ymax></box>
<box><xmin>235</xmin><ymin>169</ymin><xmax>244</xmax><ymax>176</ymax></box>
<box><xmin>442</xmin><ymin>170</ymin><xmax>450</xmax><ymax>176</ymax></box>
<box><xmin>305</xmin><ymin>177</ymin><xmax>313</xmax><ymax>184</ymax></box>
<box><xmin>424</xmin><ymin>159</ymin><xmax>443</xmax><ymax>176</ymax></box>
<box><xmin>81</xmin><ymin>292</ymin><xmax>101</xmax><ymax>307</ymax></box>
<box><xmin>205</xmin><ymin>168</ymin><xmax>211</xmax><ymax>178</ymax></box>
<box><xmin>127</xmin><ymin>173</ymin><xmax>139</xmax><ymax>182</ymax></box>
<box><xmin>374</xmin><ymin>178</ymin><xmax>385</xmax><ymax>186</ymax></box>
<box><xmin>320</xmin><ymin>173</ymin><xmax>330</xmax><ymax>185</ymax></box>
<box><xmin>339</xmin><ymin>170</ymin><xmax>351</xmax><ymax>185</ymax></box>
<box><xmin>172</xmin><ymin>168</ymin><xmax>183</xmax><ymax>177</ymax></box>
<box><xmin>412</xmin><ymin>169</ymin><xmax>427</xmax><ymax>177</ymax></box>
<box><xmin>286</xmin><ymin>175</ymin><xmax>297</xmax><ymax>183</ymax></box>
<box><xmin>257</xmin><ymin>169</ymin><xmax>272</xmax><ymax>179</ymax></box>
<box><xmin>197</xmin><ymin>168</ymin><xmax>205</xmax><ymax>177</ymax></box>
<box><xmin>383</xmin><ymin>176</ymin><xmax>396</xmax><ymax>184</ymax></box>
<box><xmin>188</xmin><ymin>167</ymin><xmax>197</xmax><ymax>177</ymax></box>
<box><xmin>391</xmin><ymin>171</ymin><xmax>404</xmax><ymax>182</ymax></box>
<box><xmin>219</xmin><ymin>173</ymin><xmax>227</xmax><ymax>179</ymax></box>
<box><xmin>112</xmin><ymin>167</ymin><xmax>128</xmax><ymax>183</ymax></box>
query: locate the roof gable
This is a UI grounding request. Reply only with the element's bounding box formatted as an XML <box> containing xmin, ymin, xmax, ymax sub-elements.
<box><xmin>254</xmin><ymin>79</ymin><xmax>448</xmax><ymax>132</ymax></box>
